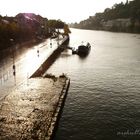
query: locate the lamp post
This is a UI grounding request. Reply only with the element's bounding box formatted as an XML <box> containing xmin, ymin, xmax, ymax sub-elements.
<box><xmin>50</xmin><ymin>38</ymin><xmax>52</xmax><ymax>48</ymax></box>
<box><xmin>57</xmin><ymin>29</ymin><xmax>59</xmax><ymax>46</ymax></box>
<box><xmin>10</xmin><ymin>38</ymin><xmax>16</xmax><ymax>85</ymax></box>
<box><xmin>37</xmin><ymin>49</ymin><xmax>39</xmax><ymax>57</ymax></box>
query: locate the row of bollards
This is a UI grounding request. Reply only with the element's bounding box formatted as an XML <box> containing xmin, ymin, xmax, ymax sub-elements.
<box><xmin>0</xmin><ymin>37</ymin><xmax>59</xmax><ymax>86</ymax></box>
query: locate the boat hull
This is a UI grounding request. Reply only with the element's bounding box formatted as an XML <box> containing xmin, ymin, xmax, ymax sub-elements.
<box><xmin>77</xmin><ymin>43</ymin><xmax>91</xmax><ymax>56</ymax></box>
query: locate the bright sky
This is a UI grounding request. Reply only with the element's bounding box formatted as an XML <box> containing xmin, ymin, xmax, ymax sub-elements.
<box><xmin>0</xmin><ymin>0</ymin><xmax>127</xmax><ymax>23</ymax></box>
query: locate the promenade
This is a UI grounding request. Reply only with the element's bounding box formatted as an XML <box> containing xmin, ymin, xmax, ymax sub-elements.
<box><xmin>0</xmin><ymin>36</ymin><xmax>64</xmax><ymax>100</ymax></box>
<box><xmin>0</xmin><ymin>36</ymin><xmax>70</xmax><ymax>140</ymax></box>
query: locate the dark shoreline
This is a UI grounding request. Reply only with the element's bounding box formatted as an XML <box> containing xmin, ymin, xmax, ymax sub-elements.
<box><xmin>70</xmin><ymin>27</ymin><xmax>140</xmax><ymax>34</ymax></box>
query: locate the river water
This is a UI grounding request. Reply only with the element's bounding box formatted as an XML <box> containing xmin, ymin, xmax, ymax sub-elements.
<box><xmin>47</xmin><ymin>28</ymin><xmax>140</xmax><ymax>140</ymax></box>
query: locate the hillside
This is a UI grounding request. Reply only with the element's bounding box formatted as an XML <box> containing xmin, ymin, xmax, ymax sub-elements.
<box><xmin>70</xmin><ymin>0</ymin><xmax>140</xmax><ymax>33</ymax></box>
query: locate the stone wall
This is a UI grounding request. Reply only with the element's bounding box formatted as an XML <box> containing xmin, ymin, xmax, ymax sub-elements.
<box><xmin>101</xmin><ymin>18</ymin><xmax>140</xmax><ymax>33</ymax></box>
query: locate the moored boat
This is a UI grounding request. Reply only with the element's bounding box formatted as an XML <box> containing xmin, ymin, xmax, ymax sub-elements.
<box><xmin>77</xmin><ymin>42</ymin><xmax>91</xmax><ymax>56</ymax></box>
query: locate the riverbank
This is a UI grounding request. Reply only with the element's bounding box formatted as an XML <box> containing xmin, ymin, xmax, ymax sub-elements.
<box><xmin>70</xmin><ymin>19</ymin><xmax>140</xmax><ymax>34</ymax></box>
<box><xmin>0</xmin><ymin>35</ymin><xmax>70</xmax><ymax>139</ymax></box>
<box><xmin>31</xmin><ymin>36</ymin><xmax>70</xmax><ymax>77</ymax></box>
<box><xmin>70</xmin><ymin>0</ymin><xmax>140</xmax><ymax>34</ymax></box>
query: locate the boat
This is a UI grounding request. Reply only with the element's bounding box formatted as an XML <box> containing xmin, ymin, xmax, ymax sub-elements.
<box><xmin>77</xmin><ymin>42</ymin><xmax>91</xmax><ymax>56</ymax></box>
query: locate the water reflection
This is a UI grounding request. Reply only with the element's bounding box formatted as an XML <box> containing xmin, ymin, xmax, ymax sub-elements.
<box><xmin>61</xmin><ymin>50</ymin><xmax>72</xmax><ymax>58</ymax></box>
<box><xmin>47</xmin><ymin>28</ymin><xmax>140</xmax><ymax>140</ymax></box>
<box><xmin>23</xmin><ymin>49</ymin><xmax>40</xmax><ymax>76</ymax></box>
<box><xmin>78</xmin><ymin>52</ymin><xmax>90</xmax><ymax>59</ymax></box>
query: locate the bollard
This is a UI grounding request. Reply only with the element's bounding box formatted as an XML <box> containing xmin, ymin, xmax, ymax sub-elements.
<box><xmin>37</xmin><ymin>49</ymin><xmax>39</xmax><ymax>57</ymax></box>
<box><xmin>12</xmin><ymin>64</ymin><xmax>16</xmax><ymax>85</ymax></box>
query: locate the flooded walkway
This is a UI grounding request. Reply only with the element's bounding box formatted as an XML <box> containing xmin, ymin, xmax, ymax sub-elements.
<box><xmin>0</xmin><ymin>35</ymin><xmax>70</xmax><ymax>140</ymax></box>
<box><xmin>0</xmin><ymin>36</ymin><xmax>67</xmax><ymax>100</ymax></box>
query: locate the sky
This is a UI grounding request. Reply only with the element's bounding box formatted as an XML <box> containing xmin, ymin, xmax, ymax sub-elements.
<box><xmin>0</xmin><ymin>0</ymin><xmax>128</xmax><ymax>23</ymax></box>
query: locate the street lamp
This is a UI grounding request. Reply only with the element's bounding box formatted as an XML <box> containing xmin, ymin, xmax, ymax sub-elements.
<box><xmin>37</xmin><ymin>49</ymin><xmax>39</xmax><ymax>57</ymax></box>
<box><xmin>10</xmin><ymin>38</ymin><xmax>16</xmax><ymax>85</ymax></box>
<box><xmin>57</xmin><ymin>29</ymin><xmax>59</xmax><ymax>45</ymax></box>
<box><xmin>50</xmin><ymin>38</ymin><xmax>52</xmax><ymax>48</ymax></box>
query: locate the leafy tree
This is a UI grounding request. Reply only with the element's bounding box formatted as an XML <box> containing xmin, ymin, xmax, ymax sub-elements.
<box><xmin>47</xmin><ymin>19</ymin><xmax>65</xmax><ymax>29</ymax></box>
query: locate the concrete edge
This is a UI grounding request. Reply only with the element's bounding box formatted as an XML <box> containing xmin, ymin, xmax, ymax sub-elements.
<box><xmin>45</xmin><ymin>78</ymin><xmax>70</xmax><ymax>140</ymax></box>
<box><xmin>30</xmin><ymin>36</ymin><xmax>69</xmax><ymax>78</ymax></box>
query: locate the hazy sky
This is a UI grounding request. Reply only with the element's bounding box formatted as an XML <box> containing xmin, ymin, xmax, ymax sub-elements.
<box><xmin>0</xmin><ymin>0</ymin><xmax>127</xmax><ymax>23</ymax></box>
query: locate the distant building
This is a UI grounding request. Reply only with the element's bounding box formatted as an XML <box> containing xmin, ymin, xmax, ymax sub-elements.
<box><xmin>15</xmin><ymin>13</ymin><xmax>48</xmax><ymax>36</ymax></box>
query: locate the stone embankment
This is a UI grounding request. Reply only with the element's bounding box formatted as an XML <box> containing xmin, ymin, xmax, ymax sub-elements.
<box><xmin>31</xmin><ymin>36</ymin><xmax>69</xmax><ymax>77</ymax></box>
<box><xmin>0</xmin><ymin>75</ymin><xmax>70</xmax><ymax>140</ymax></box>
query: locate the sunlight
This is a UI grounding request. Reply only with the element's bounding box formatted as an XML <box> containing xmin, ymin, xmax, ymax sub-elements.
<box><xmin>23</xmin><ymin>49</ymin><xmax>40</xmax><ymax>76</ymax></box>
<box><xmin>0</xmin><ymin>0</ymin><xmax>127</xmax><ymax>23</ymax></box>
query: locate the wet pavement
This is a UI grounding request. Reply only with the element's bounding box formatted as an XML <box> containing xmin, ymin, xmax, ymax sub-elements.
<box><xmin>0</xmin><ymin>36</ymin><xmax>64</xmax><ymax>100</ymax></box>
<box><xmin>0</xmin><ymin>36</ymin><xmax>70</xmax><ymax>140</ymax></box>
<box><xmin>0</xmin><ymin>76</ymin><xmax>67</xmax><ymax>140</ymax></box>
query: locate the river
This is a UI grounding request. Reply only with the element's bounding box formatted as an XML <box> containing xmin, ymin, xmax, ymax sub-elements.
<box><xmin>46</xmin><ymin>28</ymin><xmax>140</xmax><ymax>140</ymax></box>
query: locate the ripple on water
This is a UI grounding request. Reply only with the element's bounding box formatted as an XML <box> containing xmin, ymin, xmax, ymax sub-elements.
<box><xmin>47</xmin><ymin>29</ymin><xmax>140</xmax><ymax>140</ymax></box>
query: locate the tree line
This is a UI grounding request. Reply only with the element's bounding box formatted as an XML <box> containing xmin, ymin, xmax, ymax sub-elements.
<box><xmin>0</xmin><ymin>13</ymin><xmax>65</xmax><ymax>50</ymax></box>
<box><xmin>70</xmin><ymin>0</ymin><xmax>140</xmax><ymax>33</ymax></box>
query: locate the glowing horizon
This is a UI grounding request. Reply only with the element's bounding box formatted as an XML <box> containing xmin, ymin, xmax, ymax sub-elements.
<box><xmin>0</xmin><ymin>0</ymin><xmax>127</xmax><ymax>23</ymax></box>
